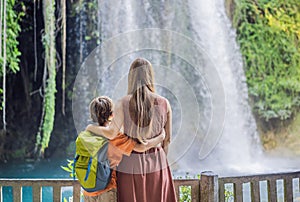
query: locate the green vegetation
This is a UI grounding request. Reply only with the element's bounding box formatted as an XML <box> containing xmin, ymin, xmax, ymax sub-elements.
<box><xmin>61</xmin><ymin>159</ymin><xmax>75</xmax><ymax>178</ymax></box>
<box><xmin>35</xmin><ymin>0</ymin><xmax>57</xmax><ymax>156</ymax></box>
<box><xmin>232</xmin><ymin>0</ymin><xmax>300</xmax><ymax>121</ymax></box>
<box><xmin>225</xmin><ymin>189</ymin><xmax>234</xmax><ymax>202</ymax></box>
<box><xmin>0</xmin><ymin>0</ymin><xmax>23</xmax><ymax>73</ymax></box>
<box><xmin>0</xmin><ymin>0</ymin><xmax>23</xmax><ymax>129</ymax></box>
<box><xmin>176</xmin><ymin>173</ymin><xmax>200</xmax><ymax>202</ymax></box>
<box><xmin>179</xmin><ymin>185</ymin><xmax>191</xmax><ymax>202</ymax></box>
<box><xmin>71</xmin><ymin>0</ymin><xmax>100</xmax><ymax>44</ymax></box>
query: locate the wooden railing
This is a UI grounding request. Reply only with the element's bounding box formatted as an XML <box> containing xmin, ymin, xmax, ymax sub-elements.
<box><xmin>218</xmin><ymin>171</ymin><xmax>300</xmax><ymax>202</ymax></box>
<box><xmin>0</xmin><ymin>179</ymin><xmax>81</xmax><ymax>202</ymax></box>
<box><xmin>1</xmin><ymin>171</ymin><xmax>299</xmax><ymax>202</ymax></box>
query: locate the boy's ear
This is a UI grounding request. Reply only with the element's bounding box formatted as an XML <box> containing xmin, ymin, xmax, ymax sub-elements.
<box><xmin>108</xmin><ymin>114</ymin><xmax>113</xmax><ymax>122</ymax></box>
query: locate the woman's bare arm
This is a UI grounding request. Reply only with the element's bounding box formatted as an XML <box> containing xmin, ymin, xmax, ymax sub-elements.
<box><xmin>163</xmin><ymin>100</ymin><xmax>172</xmax><ymax>155</ymax></box>
<box><xmin>86</xmin><ymin>100</ymin><xmax>124</xmax><ymax>140</ymax></box>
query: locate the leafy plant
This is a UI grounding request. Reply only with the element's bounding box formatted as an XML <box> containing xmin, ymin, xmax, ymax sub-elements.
<box><xmin>0</xmin><ymin>0</ymin><xmax>23</xmax><ymax>74</ymax></box>
<box><xmin>61</xmin><ymin>159</ymin><xmax>75</xmax><ymax>178</ymax></box>
<box><xmin>179</xmin><ymin>186</ymin><xmax>191</xmax><ymax>202</ymax></box>
<box><xmin>232</xmin><ymin>0</ymin><xmax>300</xmax><ymax>121</ymax></box>
<box><xmin>225</xmin><ymin>189</ymin><xmax>234</xmax><ymax>202</ymax></box>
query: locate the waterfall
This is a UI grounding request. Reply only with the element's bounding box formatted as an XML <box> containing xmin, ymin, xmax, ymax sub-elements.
<box><xmin>72</xmin><ymin>0</ymin><xmax>300</xmax><ymax>176</ymax></box>
<box><xmin>184</xmin><ymin>0</ymin><xmax>261</xmax><ymax>175</ymax></box>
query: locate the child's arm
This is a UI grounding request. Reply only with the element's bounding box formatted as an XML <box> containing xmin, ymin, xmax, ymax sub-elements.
<box><xmin>133</xmin><ymin>130</ymin><xmax>165</xmax><ymax>152</ymax></box>
<box><xmin>86</xmin><ymin>100</ymin><xmax>124</xmax><ymax>140</ymax></box>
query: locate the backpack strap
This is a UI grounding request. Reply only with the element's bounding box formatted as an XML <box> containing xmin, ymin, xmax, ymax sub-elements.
<box><xmin>98</xmin><ymin>142</ymin><xmax>109</xmax><ymax>162</ymax></box>
<box><xmin>73</xmin><ymin>155</ymin><xmax>79</xmax><ymax>180</ymax></box>
<box><xmin>84</xmin><ymin>156</ymin><xmax>93</xmax><ymax>181</ymax></box>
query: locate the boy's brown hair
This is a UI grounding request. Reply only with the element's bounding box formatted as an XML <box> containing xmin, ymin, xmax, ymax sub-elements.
<box><xmin>89</xmin><ymin>96</ymin><xmax>113</xmax><ymax>126</ymax></box>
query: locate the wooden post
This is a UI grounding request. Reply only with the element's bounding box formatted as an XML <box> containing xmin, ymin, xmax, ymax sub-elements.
<box><xmin>13</xmin><ymin>185</ymin><xmax>22</xmax><ymax>202</ymax></box>
<box><xmin>251</xmin><ymin>181</ymin><xmax>260</xmax><ymax>202</ymax></box>
<box><xmin>200</xmin><ymin>171</ymin><xmax>219</xmax><ymax>202</ymax></box>
<box><xmin>284</xmin><ymin>177</ymin><xmax>293</xmax><ymax>202</ymax></box>
<box><xmin>73</xmin><ymin>182</ymin><xmax>81</xmax><ymax>202</ymax></box>
<box><xmin>53</xmin><ymin>185</ymin><xmax>61</xmax><ymax>202</ymax></box>
<box><xmin>32</xmin><ymin>185</ymin><xmax>41</xmax><ymax>202</ymax></box>
<box><xmin>234</xmin><ymin>182</ymin><xmax>243</xmax><ymax>202</ymax></box>
<box><xmin>0</xmin><ymin>186</ymin><xmax>2</xmax><ymax>202</ymax></box>
<box><xmin>268</xmin><ymin>179</ymin><xmax>277</xmax><ymax>202</ymax></box>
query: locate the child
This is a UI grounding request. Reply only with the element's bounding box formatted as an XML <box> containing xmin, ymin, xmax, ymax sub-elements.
<box><xmin>83</xmin><ymin>96</ymin><xmax>164</xmax><ymax>201</ymax></box>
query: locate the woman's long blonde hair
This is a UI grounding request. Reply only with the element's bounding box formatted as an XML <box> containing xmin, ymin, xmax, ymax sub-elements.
<box><xmin>127</xmin><ymin>58</ymin><xmax>155</xmax><ymax>142</ymax></box>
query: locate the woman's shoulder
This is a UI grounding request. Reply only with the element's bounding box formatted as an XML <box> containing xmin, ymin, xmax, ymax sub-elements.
<box><xmin>117</xmin><ymin>95</ymin><xmax>132</xmax><ymax>102</ymax></box>
<box><xmin>153</xmin><ymin>94</ymin><xmax>170</xmax><ymax>110</ymax></box>
<box><xmin>115</xmin><ymin>95</ymin><xmax>132</xmax><ymax>108</ymax></box>
<box><xmin>153</xmin><ymin>94</ymin><xmax>169</xmax><ymax>103</ymax></box>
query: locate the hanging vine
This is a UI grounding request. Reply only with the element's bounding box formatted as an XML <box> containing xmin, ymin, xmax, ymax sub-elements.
<box><xmin>33</xmin><ymin>0</ymin><xmax>38</xmax><ymax>81</ymax></box>
<box><xmin>2</xmin><ymin>0</ymin><xmax>7</xmax><ymax>131</ymax></box>
<box><xmin>61</xmin><ymin>0</ymin><xmax>66</xmax><ymax>115</ymax></box>
<box><xmin>0</xmin><ymin>0</ymin><xmax>23</xmax><ymax>130</ymax></box>
<box><xmin>35</xmin><ymin>0</ymin><xmax>57</xmax><ymax>156</ymax></box>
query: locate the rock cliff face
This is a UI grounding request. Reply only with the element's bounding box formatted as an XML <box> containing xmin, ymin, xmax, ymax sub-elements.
<box><xmin>225</xmin><ymin>0</ymin><xmax>236</xmax><ymax>21</ymax></box>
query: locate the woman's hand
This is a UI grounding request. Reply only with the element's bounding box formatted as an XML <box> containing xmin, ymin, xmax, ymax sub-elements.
<box><xmin>133</xmin><ymin>130</ymin><xmax>165</xmax><ymax>152</ymax></box>
<box><xmin>144</xmin><ymin>129</ymin><xmax>166</xmax><ymax>148</ymax></box>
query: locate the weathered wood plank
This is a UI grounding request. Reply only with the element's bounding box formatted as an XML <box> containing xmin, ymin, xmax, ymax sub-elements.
<box><xmin>268</xmin><ymin>179</ymin><xmax>277</xmax><ymax>202</ymax></box>
<box><xmin>0</xmin><ymin>186</ymin><xmax>2</xmax><ymax>202</ymax></box>
<box><xmin>13</xmin><ymin>185</ymin><xmax>22</xmax><ymax>202</ymax></box>
<box><xmin>191</xmin><ymin>182</ymin><xmax>200</xmax><ymax>202</ymax></box>
<box><xmin>251</xmin><ymin>181</ymin><xmax>260</xmax><ymax>202</ymax></box>
<box><xmin>200</xmin><ymin>171</ymin><xmax>218</xmax><ymax>202</ymax></box>
<box><xmin>218</xmin><ymin>181</ymin><xmax>225</xmax><ymax>202</ymax></box>
<box><xmin>174</xmin><ymin>179</ymin><xmax>200</xmax><ymax>202</ymax></box>
<box><xmin>32</xmin><ymin>185</ymin><xmax>41</xmax><ymax>202</ymax></box>
<box><xmin>53</xmin><ymin>185</ymin><xmax>61</xmax><ymax>202</ymax></box>
<box><xmin>73</xmin><ymin>182</ymin><xmax>81</xmax><ymax>202</ymax></box>
<box><xmin>220</xmin><ymin>171</ymin><xmax>300</xmax><ymax>184</ymax></box>
<box><xmin>174</xmin><ymin>179</ymin><xmax>200</xmax><ymax>186</ymax></box>
<box><xmin>174</xmin><ymin>180</ymin><xmax>181</xmax><ymax>201</ymax></box>
<box><xmin>0</xmin><ymin>179</ymin><xmax>75</xmax><ymax>186</ymax></box>
<box><xmin>283</xmin><ymin>177</ymin><xmax>293</xmax><ymax>202</ymax></box>
<box><xmin>234</xmin><ymin>182</ymin><xmax>243</xmax><ymax>202</ymax></box>
<box><xmin>0</xmin><ymin>171</ymin><xmax>299</xmax><ymax>202</ymax></box>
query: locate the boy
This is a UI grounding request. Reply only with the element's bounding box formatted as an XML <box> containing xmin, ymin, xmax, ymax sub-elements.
<box><xmin>82</xmin><ymin>96</ymin><xmax>164</xmax><ymax>201</ymax></box>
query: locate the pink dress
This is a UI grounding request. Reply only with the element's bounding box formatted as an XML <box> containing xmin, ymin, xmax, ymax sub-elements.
<box><xmin>116</xmin><ymin>95</ymin><xmax>177</xmax><ymax>202</ymax></box>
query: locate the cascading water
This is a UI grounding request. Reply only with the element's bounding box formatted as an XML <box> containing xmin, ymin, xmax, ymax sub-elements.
<box><xmin>183</xmin><ymin>0</ymin><xmax>261</xmax><ymax>175</ymax></box>
<box><xmin>72</xmin><ymin>0</ymin><xmax>300</xmax><ymax>177</ymax></box>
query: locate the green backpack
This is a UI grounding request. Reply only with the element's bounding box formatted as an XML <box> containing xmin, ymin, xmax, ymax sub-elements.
<box><xmin>73</xmin><ymin>130</ymin><xmax>111</xmax><ymax>192</ymax></box>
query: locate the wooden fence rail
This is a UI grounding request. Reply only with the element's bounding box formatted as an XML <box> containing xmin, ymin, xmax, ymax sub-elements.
<box><xmin>0</xmin><ymin>171</ymin><xmax>299</xmax><ymax>202</ymax></box>
<box><xmin>219</xmin><ymin>171</ymin><xmax>300</xmax><ymax>202</ymax></box>
<box><xmin>0</xmin><ymin>179</ymin><xmax>81</xmax><ymax>202</ymax></box>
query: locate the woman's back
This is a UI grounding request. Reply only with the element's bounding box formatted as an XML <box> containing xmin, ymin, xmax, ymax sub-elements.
<box><xmin>122</xmin><ymin>94</ymin><xmax>168</xmax><ymax>141</ymax></box>
<box><xmin>117</xmin><ymin>95</ymin><xmax>177</xmax><ymax>202</ymax></box>
<box><xmin>117</xmin><ymin>58</ymin><xmax>177</xmax><ymax>202</ymax></box>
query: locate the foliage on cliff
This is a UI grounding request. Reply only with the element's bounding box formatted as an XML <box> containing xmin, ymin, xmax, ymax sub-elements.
<box><xmin>233</xmin><ymin>0</ymin><xmax>300</xmax><ymax>121</ymax></box>
<box><xmin>0</xmin><ymin>0</ymin><xmax>23</xmax><ymax>74</ymax></box>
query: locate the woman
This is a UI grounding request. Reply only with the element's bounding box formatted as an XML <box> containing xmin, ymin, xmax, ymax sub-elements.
<box><xmin>87</xmin><ymin>58</ymin><xmax>177</xmax><ymax>202</ymax></box>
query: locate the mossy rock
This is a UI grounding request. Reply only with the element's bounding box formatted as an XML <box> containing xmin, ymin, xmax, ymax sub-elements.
<box><xmin>262</xmin><ymin>113</ymin><xmax>300</xmax><ymax>156</ymax></box>
<box><xmin>11</xmin><ymin>147</ymin><xmax>26</xmax><ymax>159</ymax></box>
<box><xmin>225</xmin><ymin>0</ymin><xmax>236</xmax><ymax>21</ymax></box>
<box><xmin>66</xmin><ymin>141</ymin><xmax>76</xmax><ymax>156</ymax></box>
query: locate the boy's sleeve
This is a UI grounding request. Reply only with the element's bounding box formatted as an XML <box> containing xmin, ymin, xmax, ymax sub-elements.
<box><xmin>110</xmin><ymin>133</ymin><xmax>136</xmax><ymax>156</ymax></box>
